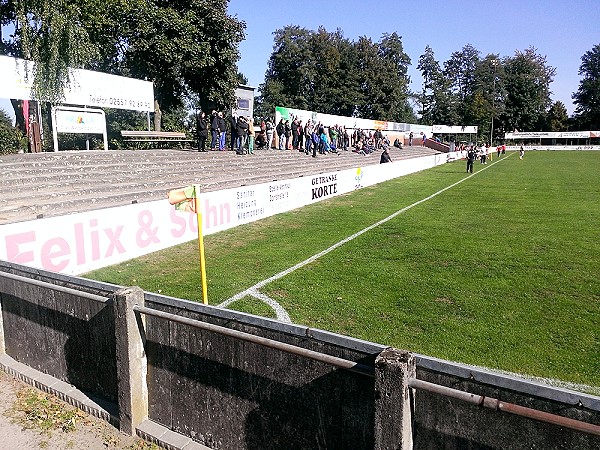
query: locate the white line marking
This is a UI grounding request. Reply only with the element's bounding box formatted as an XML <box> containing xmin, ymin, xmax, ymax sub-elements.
<box><xmin>218</xmin><ymin>156</ymin><xmax>508</xmax><ymax>319</ymax></box>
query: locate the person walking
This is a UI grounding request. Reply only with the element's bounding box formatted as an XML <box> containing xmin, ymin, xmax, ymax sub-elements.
<box><xmin>519</xmin><ymin>145</ymin><xmax>525</xmax><ymax>160</ymax></box>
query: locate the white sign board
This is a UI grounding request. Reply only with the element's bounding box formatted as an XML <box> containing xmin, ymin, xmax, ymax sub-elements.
<box><xmin>504</xmin><ymin>131</ymin><xmax>592</xmax><ymax>139</ymax></box>
<box><xmin>55</xmin><ymin>109</ymin><xmax>107</xmax><ymax>134</ymax></box>
<box><xmin>52</xmin><ymin>106</ymin><xmax>108</xmax><ymax>151</ymax></box>
<box><xmin>433</xmin><ymin>125</ymin><xmax>478</xmax><ymax>134</ymax></box>
<box><xmin>0</xmin><ymin>55</ymin><xmax>154</xmax><ymax>112</ymax></box>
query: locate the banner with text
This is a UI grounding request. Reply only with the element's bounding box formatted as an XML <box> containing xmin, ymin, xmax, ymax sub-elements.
<box><xmin>0</xmin><ymin>154</ymin><xmax>448</xmax><ymax>275</ymax></box>
<box><xmin>0</xmin><ymin>55</ymin><xmax>154</xmax><ymax>112</ymax></box>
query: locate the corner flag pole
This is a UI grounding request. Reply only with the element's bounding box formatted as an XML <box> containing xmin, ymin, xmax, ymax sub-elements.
<box><xmin>194</xmin><ymin>185</ymin><xmax>208</xmax><ymax>305</ymax></box>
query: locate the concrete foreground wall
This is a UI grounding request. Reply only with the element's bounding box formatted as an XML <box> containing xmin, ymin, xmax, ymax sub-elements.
<box><xmin>1</xmin><ymin>261</ymin><xmax>599</xmax><ymax>449</ymax></box>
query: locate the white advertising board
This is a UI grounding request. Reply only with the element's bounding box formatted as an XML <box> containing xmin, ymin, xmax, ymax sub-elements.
<box><xmin>0</xmin><ymin>154</ymin><xmax>448</xmax><ymax>275</ymax></box>
<box><xmin>433</xmin><ymin>125</ymin><xmax>478</xmax><ymax>134</ymax></box>
<box><xmin>54</xmin><ymin>108</ymin><xmax>106</xmax><ymax>134</ymax></box>
<box><xmin>0</xmin><ymin>55</ymin><xmax>154</xmax><ymax>112</ymax></box>
<box><xmin>504</xmin><ymin>131</ymin><xmax>592</xmax><ymax>139</ymax></box>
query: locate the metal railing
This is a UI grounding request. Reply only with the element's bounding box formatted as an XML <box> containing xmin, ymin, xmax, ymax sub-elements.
<box><xmin>134</xmin><ymin>304</ymin><xmax>600</xmax><ymax>438</ymax></box>
<box><xmin>132</xmin><ymin>304</ymin><xmax>375</xmax><ymax>377</ymax></box>
<box><xmin>409</xmin><ymin>378</ymin><xmax>600</xmax><ymax>437</ymax></box>
<box><xmin>0</xmin><ymin>271</ymin><xmax>109</xmax><ymax>304</ymax></box>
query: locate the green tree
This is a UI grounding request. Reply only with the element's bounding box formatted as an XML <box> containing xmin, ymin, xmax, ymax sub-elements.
<box><xmin>417</xmin><ymin>45</ymin><xmax>456</xmax><ymax>125</ymax></box>
<box><xmin>355</xmin><ymin>32</ymin><xmax>413</xmax><ymax>122</ymax></box>
<box><xmin>1</xmin><ymin>0</ymin><xmax>245</xmax><ymax>132</ymax></box>
<box><xmin>546</xmin><ymin>101</ymin><xmax>569</xmax><ymax>131</ymax></box>
<box><xmin>500</xmin><ymin>47</ymin><xmax>555</xmax><ymax>132</ymax></box>
<box><xmin>258</xmin><ymin>26</ymin><xmax>413</xmax><ymax>122</ymax></box>
<box><xmin>572</xmin><ymin>44</ymin><xmax>600</xmax><ymax>130</ymax></box>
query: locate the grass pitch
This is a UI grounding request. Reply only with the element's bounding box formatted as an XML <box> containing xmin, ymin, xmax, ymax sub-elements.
<box><xmin>86</xmin><ymin>151</ymin><xmax>600</xmax><ymax>389</ymax></box>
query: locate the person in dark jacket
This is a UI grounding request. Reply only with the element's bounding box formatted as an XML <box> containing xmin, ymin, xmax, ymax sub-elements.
<box><xmin>230</xmin><ymin>114</ymin><xmax>238</xmax><ymax>151</ymax></box>
<box><xmin>276</xmin><ymin>119</ymin><xmax>285</xmax><ymax>150</ymax></box>
<box><xmin>218</xmin><ymin>112</ymin><xmax>226</xmax><ymax>150</ymax></box>
<box><xmin>210</xmin><ymin>110</ymin><xmax>219</xmax><ymax>150</ymax></box>
<box><xmin>380</xmin><ymin>147</ymin><xmax>392</xmax><ymax>163</ymax></box>
<box><xmin>235</xmin><ymin>116</ymin><xmax>249</xmax><ymax>154</ymax></box>
<box><xmin>197</xmin><ymin>111</ymin><xmax>208</xmax><ymax>152</ymax></box>
<box><xmin>466</xmin><ymin>147</ymin><xmax>476</xmax><ymax>173</ymax></box>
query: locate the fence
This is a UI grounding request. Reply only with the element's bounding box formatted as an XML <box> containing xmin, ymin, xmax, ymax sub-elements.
<box><xmin>1</xmin><ymin>260</ymin><xmax>599</xmax><ymax>449</ymax></box>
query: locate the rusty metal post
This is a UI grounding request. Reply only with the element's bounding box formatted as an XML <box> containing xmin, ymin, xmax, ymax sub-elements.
<box><xmin>374</xmin><ymin>348</ymin><xmax>416</xmax><ymax>450</ymax></box>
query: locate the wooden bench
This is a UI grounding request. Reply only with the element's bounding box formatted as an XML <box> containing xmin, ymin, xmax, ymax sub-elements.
<box><xmin>121</xmin><ymin>130</ymin><xmax>194</xmax><ymax>149</ymax></box>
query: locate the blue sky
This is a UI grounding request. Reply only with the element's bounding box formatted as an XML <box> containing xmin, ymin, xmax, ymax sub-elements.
<box><xmin>1</xmin><ymin>1</ymin><xmax>598</xmax><ymax>122</ymax></box>
<box><xmin>228</xmin><ymin>0</ymin><xmax>600</xmax><ymax>115</ymax></box>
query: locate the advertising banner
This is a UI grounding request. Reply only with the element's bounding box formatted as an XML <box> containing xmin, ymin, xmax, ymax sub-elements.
<box><xmin>0</xmin><ymin>55</ymin><xmax>154</xmax><ymax>112</ymax></box>
<box><xmin>54</xmin><ymin>108</ymin><xmax>106</xmax><ymax>134</ymax></box>
<box><xmin>0</xmin><ymin>155</ymin><xmax>447</xmax><ymax>275</ymax></box>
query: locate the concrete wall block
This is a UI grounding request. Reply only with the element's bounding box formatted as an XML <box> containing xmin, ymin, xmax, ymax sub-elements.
<box><xmin>113</xmin><ymin>286</ymin><xmax>148</xmax><ymax>435</ymax></box>
<box><xmin>374</xmin><ymin>348</ymin><xmax>416</xmax><ymax>450</ymax></box>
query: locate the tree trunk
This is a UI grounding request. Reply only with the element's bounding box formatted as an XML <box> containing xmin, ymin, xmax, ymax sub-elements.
<box><xmin>11</xmin><ymin>99</ymin><xmax>26</xmax><ymax>133</ymax></box>
<box><xmin>154</xmin><ymin>100</ymin><xmax>162</xmax><ymax>132</ymax></box>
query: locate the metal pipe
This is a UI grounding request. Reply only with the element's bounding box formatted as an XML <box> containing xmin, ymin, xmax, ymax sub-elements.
<box><xmin>0</xmin><ymin>271</ymin><xmax>109</xmax><ymax>304</ymax></box>
<box><xmin>133</xmin><ymin>305</ymin><xmax>375</xmax><ymax>378</ymax></box>
<box><xmin>409</xmin><ymin>378</ymin><xmax>600</xmax><ymax>437</ymax></box>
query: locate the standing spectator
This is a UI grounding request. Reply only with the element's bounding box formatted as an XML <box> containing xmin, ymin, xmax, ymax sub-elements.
<box><xmin>342</xmin><ymin>127</ymin><xmax>349</xmax><ymax>151</ymax></box>
<box><xmin>297</xmin><ymin>120</ymin><xmax>303</xmax><ymax>151</ymax></box>
<box><xmin>276</xmin><ymin>119</ymin><xmax>285</xmax><ymax>150</ymax></box>
<box><xmin>329</xmin><ymin>125</ymin><xmax>338</xmax><ymax>149</ymax></box>
<box><xmin>519</xmin><ymin>145</ymin><xmax>525</xmax><ymax>160</ymax></box>
<box><xmin>422</xmin><ymin>132</ymin><xmax>427</xmax><ymax>146</ymax></box>
<box><xmin>291</xmin><ymin>118</ymin><xmax>299</xmax><ymax>150</ymax></box>
<box><xmin>304</xmin><ymin>120</ymin><xmax>314</xmax><ymax>155</ymax></box>
<box><xmin>210</xmin><ymin>110</ymin><xmax>219</xmax><ymax>150</ymax></box>
<box><xmin>229</xmin><ymin>114</ymin><xmax>238</xmax><ymax>151</ymax></box>
<box><xmin>236</xmin><ymin>116</ymin><xmax>249</xmax><ymax>154</ymax></box>
<box><xmin>409</xmin><ymin>131</ymin><xmax>413</xmax><ymax>146</ymax></box>
<box><xmin>284</xmin><ymin>120</ymin><xmax>291</xmax><ymax>150</ymax></box>
<box><xmin>266</xmin><ymin>119</ymin><xmax>274</xmax><ymax>149</ymax></box>
<box><xmin>218</xmin><ymin>112</ymin><xmax>226</xmax><ymax>150</ymax></box>
<box><xmin>196</xmin><ymin>111</ymin><xmax>208</xmax><ymax>152</ymax></box>
<box><xmin>247</xmin><ymin>117</ymin><xmax>255</xmax><ymax>154</ymax></box>
<box><xmin>466</xmin><ymin>146</ymin><xmax>476</xmax><ymax>173</ymax></box>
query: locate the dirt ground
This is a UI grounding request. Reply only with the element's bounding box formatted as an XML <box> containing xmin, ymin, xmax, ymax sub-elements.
<box><xmin>0</xmin><ymin>371</ymin><xmax>155</xmax><ymax>450</ymax></box>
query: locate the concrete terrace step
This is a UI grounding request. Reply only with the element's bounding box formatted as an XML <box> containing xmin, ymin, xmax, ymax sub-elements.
<box><xmin>0</xmin><ymin>147</ymin><xmax>439</xmax><ymax>225</ymax></box>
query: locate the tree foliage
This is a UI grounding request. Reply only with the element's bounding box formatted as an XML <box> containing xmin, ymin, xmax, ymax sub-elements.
<box><xmin>417</xmin><ymin>44</ymin><xmax>555</xmax><ymax>142</ymax></box>
<box><xmin>1</xmin><ymin>0</ymin><xmax>245</xmax><ymax>114</ymax></box>
<box><xmin>572</xmin><ymin>44</ymin><xmax>600</xmax><ymax>130</ymax></box>
<box><xmin>259</xmin><ymin>26</ymin><xmax>414</xmax><ymax>122</ymax></box>
<box><xmin>500</xmin><ymin>47</ymin><xmax>556</xmax><ymax>132</ymax></box>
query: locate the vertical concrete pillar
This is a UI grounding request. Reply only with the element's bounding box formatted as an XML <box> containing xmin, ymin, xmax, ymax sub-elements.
<box><xmin>113</xmin><ymin>287</ymin><xmax>148</xmax><ymax>435</ymax></box>
<box><xmin>374</xmin><ymin>348</ymin><xmax>416</xmax><ymax>450</ymax></box>
<box><xmin>0</xmin><ymin>294</ymin><xmax>5</xmax><ymax>355</ymax></box>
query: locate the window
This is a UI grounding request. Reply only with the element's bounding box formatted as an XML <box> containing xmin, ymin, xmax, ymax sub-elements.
<box><xmin>237</xmin><ymin>98</ymin><xmax>250</xmax><ymax>110</ymax></box>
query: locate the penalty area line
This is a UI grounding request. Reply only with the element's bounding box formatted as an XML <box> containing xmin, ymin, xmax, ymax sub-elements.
<box><xmin>217</xmin><ymin>155</ymin><xmax>508</xmax><ymax>318</ymax></box>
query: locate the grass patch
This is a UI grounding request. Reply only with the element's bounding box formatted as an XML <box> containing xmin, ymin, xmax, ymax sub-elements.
<box><xmin>86</xmin><ymin>151</ymin><xmax>600</xmax><ymax>388</ymax></box>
